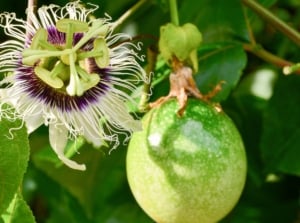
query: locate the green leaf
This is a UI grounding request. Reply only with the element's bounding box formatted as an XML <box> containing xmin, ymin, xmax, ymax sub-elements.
<box><xmin>2</xmin><ymin>192</ymin><xmax>35</xmax><ymax>223</ymax></box>
<box><xmin>179</xmin><ymin>0</ymin><xmax>249</xmax><ymax>42</ymax></box>
<box><xmin>32</xmin><ymin>136</ymin><xmax>87</xmax><ymax>167</ymax></box>
<box><xmin>260</xmin><ymin>75</ymin><xmax>300</xmax><ymax>176</ymax></box>
<box><xmin>32</xmin><ymin>142</ymin><xmax>126</xmax><ymax>218</ymax></box>
<box><xmin>32</xmin><ymin>136</ymin><xmax>153</xmax><ymax>221</ymax></box>
<box><xmin>195</xmin><ymin>43</ymin><xmax>247</xmax><ymax>101</ymax></box>
<box><xmin>0</xmin><ymin>116</ymin><xmax>30</xmax><ymax>215</ymax></box>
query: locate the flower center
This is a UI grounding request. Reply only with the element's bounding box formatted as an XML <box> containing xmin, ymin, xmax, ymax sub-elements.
<box><xmin>22</xmin><ymin>19</ymin><xmax>110</xmax><ymax>96</ymax></box>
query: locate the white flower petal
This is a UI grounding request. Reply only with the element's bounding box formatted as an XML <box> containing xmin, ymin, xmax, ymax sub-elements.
<box><xmin>72</xmin><ymin>110</ymin><xmax>104</xmax><ymax>147</ymax></box>
<box><xmin>24</xmin><ymin>114</ymin><xmax>44</xmax><ymax>133</ymax></box>
<box><xmin>49</xmin><ymin>123</ymin><xmax>86</xmax><ymax>171</ymax></box>
<box><xmin>0</xmin><ymin>88</ymin><xmax>18</xmax><ymax>106</ymax></box>
<box><xmin>102</xmin><ymin>94</ymin><xmax>142</xmax><ymax>132</ymax></box>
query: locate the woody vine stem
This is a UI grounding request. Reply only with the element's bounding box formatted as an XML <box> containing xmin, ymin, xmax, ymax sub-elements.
<box><xmin>242</xmin><ymin>0</ymin><xmax>300</xmax><ymax>74</ymax></box>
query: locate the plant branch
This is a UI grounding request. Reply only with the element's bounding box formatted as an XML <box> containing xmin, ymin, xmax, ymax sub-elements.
<box><xmin>242</xmin><ymin>5</ymin><xmax>256</xmax><ymax>45</ymax></box>
<box><xmin>242</xmin><ymin>0</ymin><xmax>300</xmax><ymax>47</ymax></box>
<box><xmin>243</xmin><ymin>43</ymin><xmax>300</xmax><ymax>74</ymax></box>
<box><xmin>112</xmin><ymin>0</ymin><xmax>148</xmax><ymax>30</ymax></box>
<box><xmin>139</xmin><ymin>46</ymin><xmax>158</xmax><ymax>112</ymax></box>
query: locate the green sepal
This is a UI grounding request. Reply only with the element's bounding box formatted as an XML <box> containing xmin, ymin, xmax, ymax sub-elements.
<box><xmin>159</xmin><ymin>23</ymin><xmax>202</xmax><ymax>70</ymax></box>
<box><xmin>189</xmin><ymin>49</ymin><xmax>198</xmax><ymax>72</ymax></box>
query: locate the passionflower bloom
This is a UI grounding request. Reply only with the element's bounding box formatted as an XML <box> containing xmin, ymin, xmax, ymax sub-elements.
<box><xmin>0</xmin><ymin>1</ymin><xmax>147</xmax><ymax>170</ymax></box>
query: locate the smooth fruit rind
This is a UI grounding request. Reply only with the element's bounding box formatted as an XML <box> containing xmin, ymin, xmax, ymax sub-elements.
<box><xmin>126</xmin><ymin>99</ymin><xmax>247</xmax><ymax>223</ymax></box>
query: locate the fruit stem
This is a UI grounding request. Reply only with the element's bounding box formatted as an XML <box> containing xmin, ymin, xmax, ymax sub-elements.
<box><xmin>150</xmin><ymin>57</ymin><xmax>223</xmax><ymax>116</ymax></box>
<box><xmin>169</xmin><ymin>0</ymin><xmax>180</xmax><ymax>26</ymax></box>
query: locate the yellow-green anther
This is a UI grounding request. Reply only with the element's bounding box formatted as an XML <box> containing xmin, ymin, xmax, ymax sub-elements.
<box><xmin>34</xmin><ymin>66</ymin><xmax>64</xmax><ymax>89</ymax></box>
<box><xmin>30</xmin><ymin>28</ymin><xmax>57</xmax><ymax>51</ymax></box>
<box><xmin>50</xmin><ymin>61</ymin><xmax>67</xmax><ymax>78</ymax></box>
<box><xmin>91</xmin><ymin>20</ymin><xmax>109</xmax><ymax>37</ymax></box>
<box><xmin>22</xmin><ymin>56</ymin><xmax>39</xmax><ymax>66</ymax></box>
<box><xmin>82</xmin><ymin>73</ymin><xmax>100</xmax><ymax>91</ymax></box>
<box><xmin>73</xmin><ymin>20</ymin><xmax>109</xmax><ymax>51</ymax></box>
<box><xmin>56</xmin><ymin>19</ymin><xmax>89</xmax><ymax>33</ymax></box>
<box><xmin>30</xmin><ymin>28</ymin><xmax>48</xmax><ymax>49</ymax></box>
<box><xmin>56</xmin><ymin>19</ymin><xmax>89</xmax><ymax>49</ymax></box>
<box><xmin>93</xmin><ymin>38</ymin><xmax>109</xmax><ymax>68</ymax></box>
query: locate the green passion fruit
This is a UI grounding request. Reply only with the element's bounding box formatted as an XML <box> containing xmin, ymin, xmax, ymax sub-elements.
<box><xmin>126</xmin><ymin>99</ymin><xmax>247</xmax><ymax>223</ymax></box>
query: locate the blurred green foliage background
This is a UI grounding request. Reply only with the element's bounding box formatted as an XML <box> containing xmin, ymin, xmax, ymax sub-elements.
<box><xmin>0</xmin><ymin>0</ymin><xmax>300</xmax><ymax>222</ymax></box>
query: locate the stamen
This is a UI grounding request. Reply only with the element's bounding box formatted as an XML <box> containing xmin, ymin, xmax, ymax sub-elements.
<box><xmin>50</xmin><ymin>61</ymin><xmax>67</xmax><ymax>78</ymax></box>
<box><xmin>56</xmin><ymin>19</ymin><xmax>89</xmax><ymax>49</ymax></box>
<box><xmin>38</xmin><ymin>39</ymin><xmax>58</xmax><ymax>51</ymax></box>
<box><xmin>82</xmin><ymin>73</ymin><xmax>101</xmax><ymax>91</ymax></box>
<box><xmin>75</xmin><ymin>65</ymin><xmax>92</xmax><ymax>82</ymax></box>
<box><xmin>77</xmin><ymin>50</ymin><xmax>103</xmax><ymax>60</ymax></box>
<box><xmin>66</xmin><ymin>53</ymin><xmax>84</xmax><ymax>96</ymax></box>
<box><xmin>73</xmin><ymin>19</ymin><xmax>109</xmax><ymax>51</ymax></box>
<box><xmin>30</xmin><ymin>28</ymin><xmax>48</xmax><ymax>49</ymax></box>
<box><xmin>75</xmin><ymin>64</ymin><xmax>100</xmax><ymax>90</ymax></box>
<box><xmin>22</xmin><ymin>49</ymin><xmax>65</xmax><ymax>66</ymax></box>
<box><xmin>29</xmin><ymin>28</ymin><xmax>57</xmax><ymax>51</ymax></box>
<box><xmin>93</xmin><ymin>38</ymin><xmax>109</xmax><ymax>68</ymax></box>
<box><xmin>34</xmin><ymin>66</ymin><xmax>64</xmax><ymax>89</ymax></box>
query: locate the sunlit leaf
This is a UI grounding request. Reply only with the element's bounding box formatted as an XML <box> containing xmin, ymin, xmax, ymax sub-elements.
<box><xmin>0</xmin><ymin>116</ymin><xmax>29</xmax><ymax>215</ymax></box>
<box><xmin>2</xmin><ymin>192</ymin><xmax>35</xmax><ymax>223</ymax></box>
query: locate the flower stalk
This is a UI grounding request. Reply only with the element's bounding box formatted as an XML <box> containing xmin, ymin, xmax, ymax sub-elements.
<box><xmin>169</xmin><ymin>0</ymin><xmax>179</xmax><ymax>26</ymax></box>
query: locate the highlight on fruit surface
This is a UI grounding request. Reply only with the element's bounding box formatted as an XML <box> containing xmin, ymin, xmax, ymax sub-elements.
<box><xmin>126</xmin><ymin>99</ymin><xmax>247</xmax><ymax>223</ymax></box>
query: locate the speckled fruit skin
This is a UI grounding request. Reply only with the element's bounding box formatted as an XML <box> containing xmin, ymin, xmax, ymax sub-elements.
<box><xmin>126</xmin><ymin>99</ymin><xmax>247</xmax><ymax>223</ymax></box>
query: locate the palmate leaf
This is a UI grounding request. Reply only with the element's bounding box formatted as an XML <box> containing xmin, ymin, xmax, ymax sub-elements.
<box><xmin>0</xmin><ymin>116</ymin><xmax>30</xmax><ymax>216</ymax></box>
